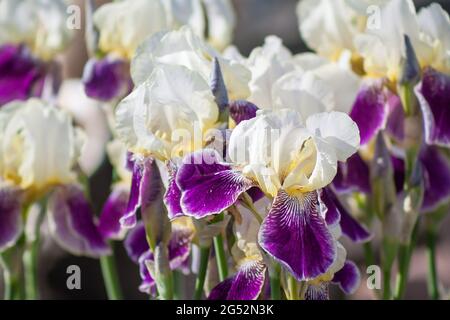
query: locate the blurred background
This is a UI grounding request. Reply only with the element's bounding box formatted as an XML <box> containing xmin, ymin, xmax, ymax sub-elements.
<box><xmin>2</xmin><ymin>0</ymin><xmax>450</xmax><ymax>300</ymax></box>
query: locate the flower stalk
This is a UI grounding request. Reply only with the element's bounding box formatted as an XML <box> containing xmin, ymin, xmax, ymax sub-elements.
<box><xmin>193</xmin><ymin>245</ymin><xmax>211</xmax><ymax>300</ymax></box>
<box><xmin>100</xmin><ymin>244</ymin><xmax>123</xmax><ymax>300</ymax></box>
<box><xmin>425</xmin><ymin>218</ymin><xmax>440</xmax><ymax>300</ymax></box>
<box><xmin>213</xmin><ymin>234</ymin><xmax>228</xmax><ymax>281</ymax></box>
<box><xmin>269</xmin><ymin>262</ymin><xmax>281</xmax><ymax>300</ymax></box>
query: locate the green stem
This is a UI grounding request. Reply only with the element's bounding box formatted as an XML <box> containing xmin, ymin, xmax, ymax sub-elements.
<box><xmin>363</xmin><ymin>242</ymin><xmax>375</xmax><ymax>267</ymax></box>
<box><xmin>100</xmin><ymin>246</ymin><xmax>123</xmax><ymax>300</ymax></box>
<box><xmin>173</xmin><ymin>271</ymin><xmax>183</xmax><ymax>300</ymax></box>
<box><xmin>382</xmin><ymin>267</ymin><xmax>391</xmax><ymax>300</ymax></box>
<box><xmin>23</xmin><ymin>240</ymin><xmax>39</xmax><ymax>300</ymax></box>
<box><xmin>194</xmin><ymin>246</ymin><xmax>210</xmax><ymax>300</ymax></box>
<box><xmin>426</xmin><ymin>223</ymin><xmax>439</xmax><ymax>300</ymax></box>
<box><xmin>213</xmin><ymin>234</ymin><xmax>228</xmax><ymax>281</ymax></box>
<box><xmin>288</xmin><ymin>275</ymin><xmax>298</xmax><ymax>300</ymax></box>
<box><xmin>0</xmin><ymin>254</ymin><xmax>20</xmax><ymax>300</ymax></box>
<box><xmin>394</xmin><ymin>221</ymin><xmax>419</xmax><ymax>300</ymax></box>
<box><xmin>269</xmin><ymin>263</ymin><xmax>281</xmax><ymax>300</ymax></box>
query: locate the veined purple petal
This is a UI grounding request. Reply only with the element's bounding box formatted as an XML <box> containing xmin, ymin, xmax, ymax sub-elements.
<box><xmin>122</xmin><ymin>157</ymin><xmax>159</xmax><ymax>228</ymax></box>
<box><xmin>0</xmin><ymin>44</ymin><xmax>45</xmax><ymax>105</ymax></box>
<box><xmin>332</xmin><ymin>260</ymin><xmax>360</xmax><ymax>295</ymax></box>
<box><xmin>385</xmin><ymin>94</ymin><xmax>405</xmax><ymax>142</ymax></box>
<box><xmin>420</xmin><ymin>147</ymin><xmax>450</xmax><ymax>212</ymax></box>
<box><xmin>258</xmin><ymin>190</ymin><xmax>336</xmax><ymax>281</ymax></box>
<box><xmin>416</xmin><ymin>68</ymin><xmax>450</xmax><ymax>147</ymax></box>
<box><xmin>98</xmin><ymin>186</ymin><xmax>129</xmax><ymax>240</ymax></box>
<box><xmin>0</xmin><ymin>188</ymin><xmax>23</xmax><ymax>251</ymax></box>
<box><xmin>208</xmin><ymin>260</ymin><xmax>266</xmax><ymax>300</ymax></box>
<box><xmin>47</xmin><ymin>185</ymin><xmax>110</xmax><ymax>257</ymax></box>
<box><xmin>164</xmin><ymin>162</ymin><xmax>183</xmax><ymax>220</ymax></box>
<box><xmin>177</xmin><ymin>149</ymin><xmax>254</xmax><ymax>218</ymax></box>
<box><xmin>329</xmin><ymin>188</ymin><xmax>371</xmax><ymax>242</ymax></box>
<box><xmin>349</xmin><ymin>82</ymin><xmax>388</xmax><ymax>145</ymax></box>
<box><xmin>229</xmin><ymin>100</ymin><xmax>259</xmax><ymax>125</ymax></box>
<box><xmin>333</xmin><ymin>153</ymin><xmax>371</xmax><ymax>194</ymax></box>
<box><xmin>305</xmin><ymin>283</ymin><xmax>329</xmax><ymax>300</ymax></box>
<box><xmin>82</xmin><ymin>57</ymin><xmax>132</xmax><ymax>101</ymax></box>
<box><xmin>124</xmin><ymin>222</ymin><xmax>148</xmax><ymax>263</ymax></box>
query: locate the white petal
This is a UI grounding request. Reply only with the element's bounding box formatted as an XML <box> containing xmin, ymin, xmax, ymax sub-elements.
<box><xmin>306</xmin><ymin>112</ymin><xmax>360</xmax><ymax>162</ymax></box>
<box><xmin>116</xmin><ymin>64</ymin><xmax>218</xmax><ymax>160</ymax></box>
<box><xmin>0</xmin><ymin>0</ymin><xmax>72</xmax><ymax>59</ymax></box>
<box><xmin>272</xmin><ymin>70</ymin><xmax>333</xmax><ymax>118</ymax></box>
<box><xmin>1</xmin><ymin>99</ymin><xmax>79</xmax><ymax>190</ymax></box>
<box><xmin>202</xmin><ymin>0</ymin><xmax>236</xmax><ymax>51</ymax></box>
<box><xmin>94</xmin><ymin>0</ymin><xmax>168</xmax><ymax>59</ymax></box>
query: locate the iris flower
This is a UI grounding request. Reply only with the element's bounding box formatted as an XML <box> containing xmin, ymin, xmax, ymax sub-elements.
<box><xmin>0</xmin><ymin>99</ymin><xmax>108</xmax><ymax>256</ymax></box>
<box><xmin>168</xmin><ymin>108</ymin><xmax>360</xmax><ymax>282</ymax></box>
<box><xmin>0</xmin><ymin>0</ymin><xmax>72</xmax><ymax>106</ymax></box>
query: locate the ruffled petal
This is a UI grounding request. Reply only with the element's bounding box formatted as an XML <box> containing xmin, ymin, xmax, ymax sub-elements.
<box><xmin>208</xmin><ymin>260</ymin><xmax>266</xmax><ymax>300</ymax></box>
<box><xmin>258</xmin><ymin>190</ymin><xmax>336</xmax><ymax>281</ymax></box>
<box><xmin>177</xmin><ymin>149</ymin><xmax>254</xmax><ymax>218</ymax></box>
<box><xmin>332</xmin><ymin>260</ymin><xmax>361</xmax><ymax>295</ymax></box>
<box><xmin>0</xmin><ymin>188</ymin><xmax>23</xmax><ymax>251</ymax></box>
<box><xmin>416</xmin><ymin>68</ymin><xmax>450</xmax><ymax>147</ymax></box>
<box><xmin>47</xmin><ymin>185</ymin><xmax>110</xmax><ymax>257</ymax></box>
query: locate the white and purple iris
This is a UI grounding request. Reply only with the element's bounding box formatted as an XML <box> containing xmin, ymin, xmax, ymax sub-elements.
<box><xmin>165</xmin><ymin>108</ymin><xmax>361</xmax><ymax>286</ymax></box>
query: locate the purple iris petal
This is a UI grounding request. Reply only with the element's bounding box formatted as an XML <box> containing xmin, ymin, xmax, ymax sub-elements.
<box><xmin>391</xmin><ymin>155</ymin><xmax>406</xmax><ymax>194</ymax></box>
<box><xmin>258</xmin><ymin>190</ymin><xmax>336</xmax><ymax>281</ymax></box>
<box><xmin>168</xmin><ymin>224</ymin><xmax>194</xmax><ymax>270</ymax></box>
<box><xmin>122</xmin><ymin>157</ymin><xmax>159</xmax><ymax>228</ymax></box>
<box><xmin>305</xmin><ymin>283</ymin><xmax>329</xmax><ymax>300</ymax></box>
<box><xmin>177</xmin><ymin>149</ymin><xmax>254</xmax><ymax>218</ymax></box>
<box><xmin>420</xmin><ymin>147</ymin><xmax>450</xmax><ymax>212</ymax></box>
<box><xmin>349</xmin><ymin>82</ymin><xmax>388</xmax><ymax>145</ymax></box>
<box><xmin>98</xmin><ymin>186</ymin><xmax>129</xmax><ymax>240</ymax></box>
<box><xmin>333</xmin><ymin>153</ymin><xmax>371</xmax><ymax>194</ymax></box>
<box><xmin>416</xmin><ymin>68</ymin><xmax>450</xmax><ymax>147</ymax></box>
<box><xmin>385</xmin><ymin>94</ymin><xmax>405</xmax><ymax>142</ymax></box>
<box><xmin>208</xmin><ymin>260</ymin><xmax>266</xmax><ymax>300</ymax></box>
<box><xmin>332</xmin><ymin>260</ymin><xmax>361</xmax><ymax>295</ymax></box>
<box><xmin>82</xmin><ymin>57</ymin><xmax>132</xmax><ymax>101</ymax></box>
<box><xmin>324</xmin><ymin>188</ymin><xmax>371</xmax><ymax>242</ymax></box>
<box><xmin>164</xmin><ymin>162</ymin><xmax>184</xmax><ymax>220</ymax></box>
<box><xmin>126</xmin><ymin>221</ymin><xmax>193</xmax><ymax>294</ymax></box>
<box><xmin>229</xmin><ymin>100</ymin><xmax>259</xmax><ymax>125</ymax></box>
<box><xmin>47</xmin><ymin>185</ymin><xmax>110</xmax><ymax>257</ymax></box>
<box><xmin>0</xmin><ymin>44</ymin><xmax>45</xmax><ymax>105</ymax></box>
<box><xmin>0</xmin><ymin>188</ymin><xmax>23</xmax><ymax>251</ymax></box>
<box><xmin>124</xmin><ymin>222</ymin><xmax>149</xmax><ymax>263</ymax></box>
<box><xmin>138</xmin><ymin>250</ymin><xmax>156</xmax><ymax>295</ymax></box>
<box><xmin>246</xmin><ymin>187</ymin><xmax>265</xmax><ymax>203</ymax></box>
<box><xmin>318</xmin><ymin>188</ymin><xmax>340</xmax><ymax>226</ymax></box>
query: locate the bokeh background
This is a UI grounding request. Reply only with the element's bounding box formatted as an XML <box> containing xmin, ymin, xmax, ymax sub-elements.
<box><xmin>2</xmin><ymin>0</ymin><xmax>450</xmax><ymax>300</ymax></box>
